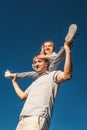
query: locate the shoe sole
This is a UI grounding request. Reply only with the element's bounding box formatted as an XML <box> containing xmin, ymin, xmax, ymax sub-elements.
<box><xmin>65</xmin><ymin>24</ymin><xmax>77</xmax><ymax>42</ymax></box>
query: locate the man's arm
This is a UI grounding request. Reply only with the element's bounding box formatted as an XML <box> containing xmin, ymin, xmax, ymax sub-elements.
<box><xmin>56</xmin><ymin>42</ymin><xmax>72</xmax><ymax>83</ymax></box>
<box><xmin>12</xmin><ymin>76</ymin><xmax>28</xmax><ymax>100</ymax></box>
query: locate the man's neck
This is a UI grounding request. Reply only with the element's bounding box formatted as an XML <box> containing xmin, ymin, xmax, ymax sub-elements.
<box><xmin>38</xmin><ymin>69</ymin><xmax>48</xmax><ymax>76</ymax></box>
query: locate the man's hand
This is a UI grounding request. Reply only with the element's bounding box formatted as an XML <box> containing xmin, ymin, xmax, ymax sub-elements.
<box><xmin>64</xmin><ymin>42</ymin><xmax>73</xmax><ymax>53</ymax></box>
<box><xmin>12</xmin><ymin>75</ymin><xmax>17</xmax><ymax>83</ymax></box>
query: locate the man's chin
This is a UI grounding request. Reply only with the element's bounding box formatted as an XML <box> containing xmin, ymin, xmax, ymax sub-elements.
<box><xmin>35</xmin><ymin>69</ymin><xmax>41</xmax><ymax>73</ymax></box>
<box><xmin>35</xmin><ymin>69</ymin><xmax>42</xmax><ymax>74</ymax></box>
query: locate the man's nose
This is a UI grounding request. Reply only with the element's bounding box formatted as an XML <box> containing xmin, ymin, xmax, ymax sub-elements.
<box><xmin>34</xmin><ymin>62</ymin><xmax>39</xmax><ymax>66</ymax></box>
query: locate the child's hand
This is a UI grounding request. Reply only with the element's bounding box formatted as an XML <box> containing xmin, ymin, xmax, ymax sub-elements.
<box><xmin>36</xmin><ymin>54</ymin><xmax>50</xmax><ymax>60</ymax></box>
<box><xmin>40</xmin><ymin>45</ymin><xmax>45</xmax><ymax>54</ymax></box>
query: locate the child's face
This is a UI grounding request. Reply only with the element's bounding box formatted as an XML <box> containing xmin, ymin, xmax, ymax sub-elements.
<box><xmin>43</xmin><ymin>42</ymin><xmax>54</xmax><ymax>55</ymax></box>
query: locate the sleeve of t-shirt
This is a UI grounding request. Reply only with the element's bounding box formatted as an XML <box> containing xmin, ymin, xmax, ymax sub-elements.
<box><xmin>25</xmin><ymin>86</ymin><xmax>31</xmax><ymax>95</ymax></box>
<box><xmin>53</xmin><ymin>71</ymin><xmax>62</xmax><ymax>83</ymax></box>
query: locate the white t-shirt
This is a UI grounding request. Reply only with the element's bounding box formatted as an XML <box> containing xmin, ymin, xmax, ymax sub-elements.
<box><xmin>20</xmin><ymin>71</ymin><xmax>61</xmax><ymax>125</ymax></box>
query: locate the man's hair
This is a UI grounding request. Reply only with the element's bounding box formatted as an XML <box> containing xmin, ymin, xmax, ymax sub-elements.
<box><xmin>33</xmin><ymin>54</ymin><xmax>49</xmax><ymax>63</ymax></box>
<box><xmin>33</xmin><ymin>54</ymin><xmax>49</xmax><ymax>70</ymax></box>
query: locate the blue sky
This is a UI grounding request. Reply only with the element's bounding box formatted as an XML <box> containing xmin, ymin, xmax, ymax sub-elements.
<box><xmin>0</xmin><ymin>0</ymin><xmax>87</xmax><ymax>130</ymax></box>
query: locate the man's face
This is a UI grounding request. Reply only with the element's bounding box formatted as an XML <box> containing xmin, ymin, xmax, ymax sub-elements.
<box><xmin>43</xmin><ymin>42</ymin><xmax>54</xmax><ymax>55</ymax></box>
<box><xmin>33</xmin><ymin>56</ymin><xmax>48</xmax><ymax>74</ymax></box>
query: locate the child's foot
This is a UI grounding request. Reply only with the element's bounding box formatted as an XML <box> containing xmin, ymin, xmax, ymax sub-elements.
<box><xmin>5</xmin><ymin>70</ymin><xmax>11</xmax><ymax>78</ymax></box>
<box><xmin>65</xmin><ymin>24</ymin><xmax>77</xmax><ymax>42</ymax></box>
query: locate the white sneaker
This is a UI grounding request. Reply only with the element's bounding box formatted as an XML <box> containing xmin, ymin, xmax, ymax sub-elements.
<box><xmin>5</xmin><ymin>70</ymin><xmax>11</xmax><ymax>77</ymax></box>
<box><xmin>65</xmin><ymin>24</ymin><xmax>77</xmax><ymax>42</ymax></box>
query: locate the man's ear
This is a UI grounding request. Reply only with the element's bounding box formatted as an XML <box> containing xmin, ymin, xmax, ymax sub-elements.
<box><xmin>45</xmin><ymin>62</ymin><xmax>49</xmax><ymax>68</ymax></box>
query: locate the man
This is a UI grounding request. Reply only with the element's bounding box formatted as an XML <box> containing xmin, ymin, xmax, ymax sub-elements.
<box><xmin>11</xmin><ymin>42</ymin><xmax>72</xmax><ymax>130</ymax></box>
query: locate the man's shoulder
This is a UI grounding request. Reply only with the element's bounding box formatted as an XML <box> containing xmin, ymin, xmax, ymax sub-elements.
<box><xmin>39</xmin><ymin>71</ymin><xmax>61</xmax><ymax>78</ymax></box>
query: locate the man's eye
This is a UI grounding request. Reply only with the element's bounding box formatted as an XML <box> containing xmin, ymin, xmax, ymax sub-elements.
<box><xmin>38</xmin><ymin>61</ymin><xmax>42</xmax><ymax>63</ymax></box>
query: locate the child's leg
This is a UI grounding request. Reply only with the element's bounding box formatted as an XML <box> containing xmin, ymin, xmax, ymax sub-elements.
<box><xmin>65</xmin><ymin>24</ymin><xmax>77</xmax><ymax>42</ymax></box>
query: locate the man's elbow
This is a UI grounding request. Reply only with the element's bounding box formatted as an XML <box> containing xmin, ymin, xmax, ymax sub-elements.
<box><xmin>64</xmin><ymin>73</ymin><xmax>72</xmax><ymax>80</ymax></box>
<box><xmin>18</xmin><ymin>95</ymin><xmax>25</xmax><ymax>101</ymax></box>
<box><xmin>20</xmin><ymin>96</ymin><xmax>25</xmax><ymax>101</ymax></box>
<box><xmin>19</xmin><ymin>93</ymin><xmax>27</xmax><ymax>101</ymax></box>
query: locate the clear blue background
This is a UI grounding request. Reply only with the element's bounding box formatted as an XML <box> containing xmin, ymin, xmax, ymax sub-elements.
<box><xmin>0</xmin><ymin>0</ymin><xmax>87</xmax><ymax>130</ymax></box>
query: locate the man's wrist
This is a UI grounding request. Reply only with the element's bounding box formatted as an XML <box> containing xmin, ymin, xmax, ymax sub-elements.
<box><xmin>12</xmin><ymin>80</ymin><xmax>17</xmax><ymax>84</ymax></box>
<box><xmin>65</xmin><ymin>50</ymin><xmax>71</xmax><ymax>54</ymax></box>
